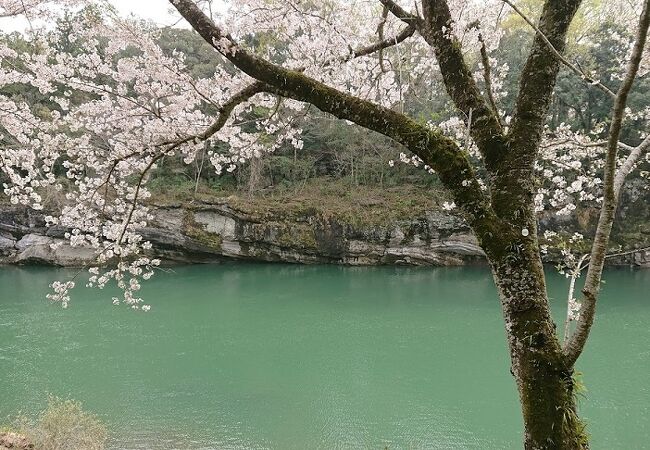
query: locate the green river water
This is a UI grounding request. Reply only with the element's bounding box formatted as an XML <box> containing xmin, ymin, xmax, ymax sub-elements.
<box><xmin>0</xmin><ymin>265</ymin><xmax>648</xmax><ymax>449</ymax></box>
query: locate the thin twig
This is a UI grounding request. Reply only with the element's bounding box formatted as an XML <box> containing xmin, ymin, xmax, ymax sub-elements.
<box><xmin>500</xmin><ymin>0</ymin><xmax>616</xmax><ymax>99</ymax></box>
<box><xmin>563</xmin><ymin>253</ymin><xmax>588</xmax><ymax>344</ymax></box>
<box><xmin>473</xmin><ymin>24</ymin><xmax>502</xmax><ymax>127</ymax></box>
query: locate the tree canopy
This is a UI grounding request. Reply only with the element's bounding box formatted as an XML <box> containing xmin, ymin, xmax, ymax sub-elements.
<box><xmin>1</xmin><ymin>1</ymin><xmax>649</xmax><ymax>448</ymax></box>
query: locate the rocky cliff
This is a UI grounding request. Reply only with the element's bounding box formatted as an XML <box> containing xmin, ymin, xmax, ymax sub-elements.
<box><xmin>0</xmin><ymin>200</ymin><xmax>486</xmax><ymax>267</ymax></box>
<box><xmin>2</xmin><ymin>200</ymin><xmax>649</xmax><ymax>268</ymax></box>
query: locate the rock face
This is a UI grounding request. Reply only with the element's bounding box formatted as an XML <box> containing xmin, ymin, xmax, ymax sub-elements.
<box><xmin>0</xmin><ymin>206</ymin><xmax>98</xmax><ymax>266</ymax></box>
<box><xmin>633</xmin><ymin>248</ymin><xmax>650</xmax><ymax>266</ymax></box>
<box><xmin>1</xmin><ymin>200</ymin><xmax>648</xmax><ymax>268</ymax></box>
<box><xmin>0</xmin><ymin>201</ymin><xmax>485</xmax><ymax>267</ymax></box>
<box><xmin>0</xmin><ymin>432</ymin><xmax>33</xmax><ymax>450</ymax></box>
<box><xmin>13</xmin><ymin>234</ymin><xmax>96</xmax><ymax>266</ymax></box>
<box><xmin>139</xmin><ymin>202</ymin><xmax>485</xmax><ymax>266</ymax></box>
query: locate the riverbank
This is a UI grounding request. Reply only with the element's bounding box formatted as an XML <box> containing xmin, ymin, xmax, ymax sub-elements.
<box><xmin>1</xmin><ymin>181</ymin><xmax>649</xmax><ymax>267</ymax></box>
<box><xmin>0</xmin><ymin>198</ymin><xmax>484</xmax><ymax>267</ymax></box>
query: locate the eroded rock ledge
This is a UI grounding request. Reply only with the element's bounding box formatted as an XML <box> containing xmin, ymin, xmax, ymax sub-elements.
<box><xmin>0</xmin><ymin>200</ymin><xmax>486</xmax><ymax>267</ymax></box>
<box><xmin>2</xmin><ymin>200</ymin><xmax>649</xmax><ymax>268</ymax></box>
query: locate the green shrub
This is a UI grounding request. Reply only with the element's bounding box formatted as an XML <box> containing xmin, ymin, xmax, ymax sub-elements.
<box><xmin>14</xmin><ymin>396</ymin><xmax>107</xmax><ymax>450</ymax></box>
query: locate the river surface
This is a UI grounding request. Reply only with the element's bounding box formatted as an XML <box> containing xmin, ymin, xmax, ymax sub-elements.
<box><xmin>0</xmin><ymin>265</ymin><xmax>648</xmax><ymax>449</ymax></box>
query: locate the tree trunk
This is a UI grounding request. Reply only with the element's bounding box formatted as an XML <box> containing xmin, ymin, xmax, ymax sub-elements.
<box><xmin>169</xmin><ymin>2</ymin><xmax>598</xmax><ymax>447</ymax></box>
<box><xmin>489</xmin><ymin>250</ymin><xmax>588</xmax><ymax>449</ymax></box>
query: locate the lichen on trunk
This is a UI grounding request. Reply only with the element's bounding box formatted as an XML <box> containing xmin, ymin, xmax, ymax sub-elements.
<box><xmin>490</xmin><ymin>248</ymin><xmax>588</xmax><ymax>450</ymax></box>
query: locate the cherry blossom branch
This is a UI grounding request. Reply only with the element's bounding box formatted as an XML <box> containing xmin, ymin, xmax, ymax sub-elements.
<box><xmin>170</xmin><ymin>0</ymin><xmax>499</xmax><ymax>238</ymax></box>
<box><xmin>564</xmin><ymin>0</ymin><xmax>650</xmax><ymax>366</ymax></box>
<box><xmin>0</xmin><ymin>0</ymin><xmax>45</xmax><ymax>17</ymax></box>
<box><xmin>283</xmin><ymin>1</ymin><xmax>355</xmax><ymax>52</ymax></box>
<box><xmin>106</xmin><ymin>81</ymin><xmax>270</xmax><ymax>246</ymax></box>
<box><xmin>47</xmin><ymin>79</ymin><xmax>272</xmax><ymax>303</ymax></box>
<box><xmin>500</xmin><ymin>0</ymin><xmax>616</xmax><ymax>99</ymax></box>
<box><xmin>116</xmin><ymin>154</ymin><xmax>164</xmax><ymax>246</ymax></box>
<box><xmin>69</xmin><ymin>78</ymin><xmax>161</xmax><ymax>117</ymax></box>
<box><xmin>540</xmin><ymin>135</ymin><xmax>649</xmax><ymax>182</ymax></box>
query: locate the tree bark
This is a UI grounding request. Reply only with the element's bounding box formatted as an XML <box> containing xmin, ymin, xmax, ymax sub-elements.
<box><xmin>489</xmin><ymin>253</ymin><xmax>586</xmax><ymax>449</ymax></box>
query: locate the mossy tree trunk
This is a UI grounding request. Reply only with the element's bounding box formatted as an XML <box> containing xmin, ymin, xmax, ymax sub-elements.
<box><xmin>170</xmin><ymin>0</ymin><xmax>650</xmax><ymax>447</ymax></box>
<box><xmin>490</xmin><ymin>249</ymin><xmax>587</xmax><ymax>449</ymax></box>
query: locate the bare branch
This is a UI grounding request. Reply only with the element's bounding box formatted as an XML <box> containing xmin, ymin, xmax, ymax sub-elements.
<box><xmin>19</xmin><ymin>0</ymin><xmax>34</xmax><ymax>33</ymax></box>
<box><xmin>500</xmin><ymin>0</ymin><xmax>616</xmax><ymax>99</ymax></box>
<box><xmin>339</xmin><ymin>23</ymin><xmax>416</xmax><ymax>64</ymax></box>
<box><xmin>377</xmin><ymin>0</ymin><xmax>421</xmax><ymax>25</ymax></box>
<box><xmin>417</xmin><ymin>0</ymin><xmax>505</xmax><ymax>170</ymax></box>
<box><xmin>508</xmin><ymin>0</ymin><xmax>584</xmax><ymax>152</ymax></box>
<box><xmin>540</xmin><ymin>137</ymin><xmax>635</xmax><ymax>152</ymax></box>
<box><xmin>377</xmin><ymin>5</ymin><xmax>389</xmax><ymax>72</ymax></box>
<box><xmin>563</xmin><ymin>253</ymin><xmax>588</xmax><ymax>345</ymax></box>
<box><xmin>603</xmin><ymin>245</ymin><xmax>650</xmax><ymax>261</ymax></box>
<box><xmin>196</xmin><ymin>81</ymin><xmax>269</xmax><ymax>140</ymax></box>
<box><xmin>477</xmin><ymin>29</ymin><xmax>501</xmax><ymax>124</ymax></box>
<box><xmin>614</xmin><ymin>134</ymin><xmax>650</xmax><ymax>193</ymax></box>
<box><xmin>494</xmin><ymin>0</ymin><xmax>584</xmax><ymax>221</ymax></box>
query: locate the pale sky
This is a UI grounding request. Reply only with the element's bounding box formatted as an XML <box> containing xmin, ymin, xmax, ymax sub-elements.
<box><xmin>109</xmin><ymin>0</ymin><xmax>180</xmax><ymax>25</ymax></box>
<box><xmin>0</xmin><ymin>0</ymin><xmax>198</xmax><ymax>32</ymax></box>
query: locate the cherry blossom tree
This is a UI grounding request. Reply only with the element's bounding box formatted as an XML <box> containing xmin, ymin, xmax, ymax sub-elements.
<box><xmin>1</xmin><ymin>0</ymin><xmax>650</xmax><ymax>448</ymax></box>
